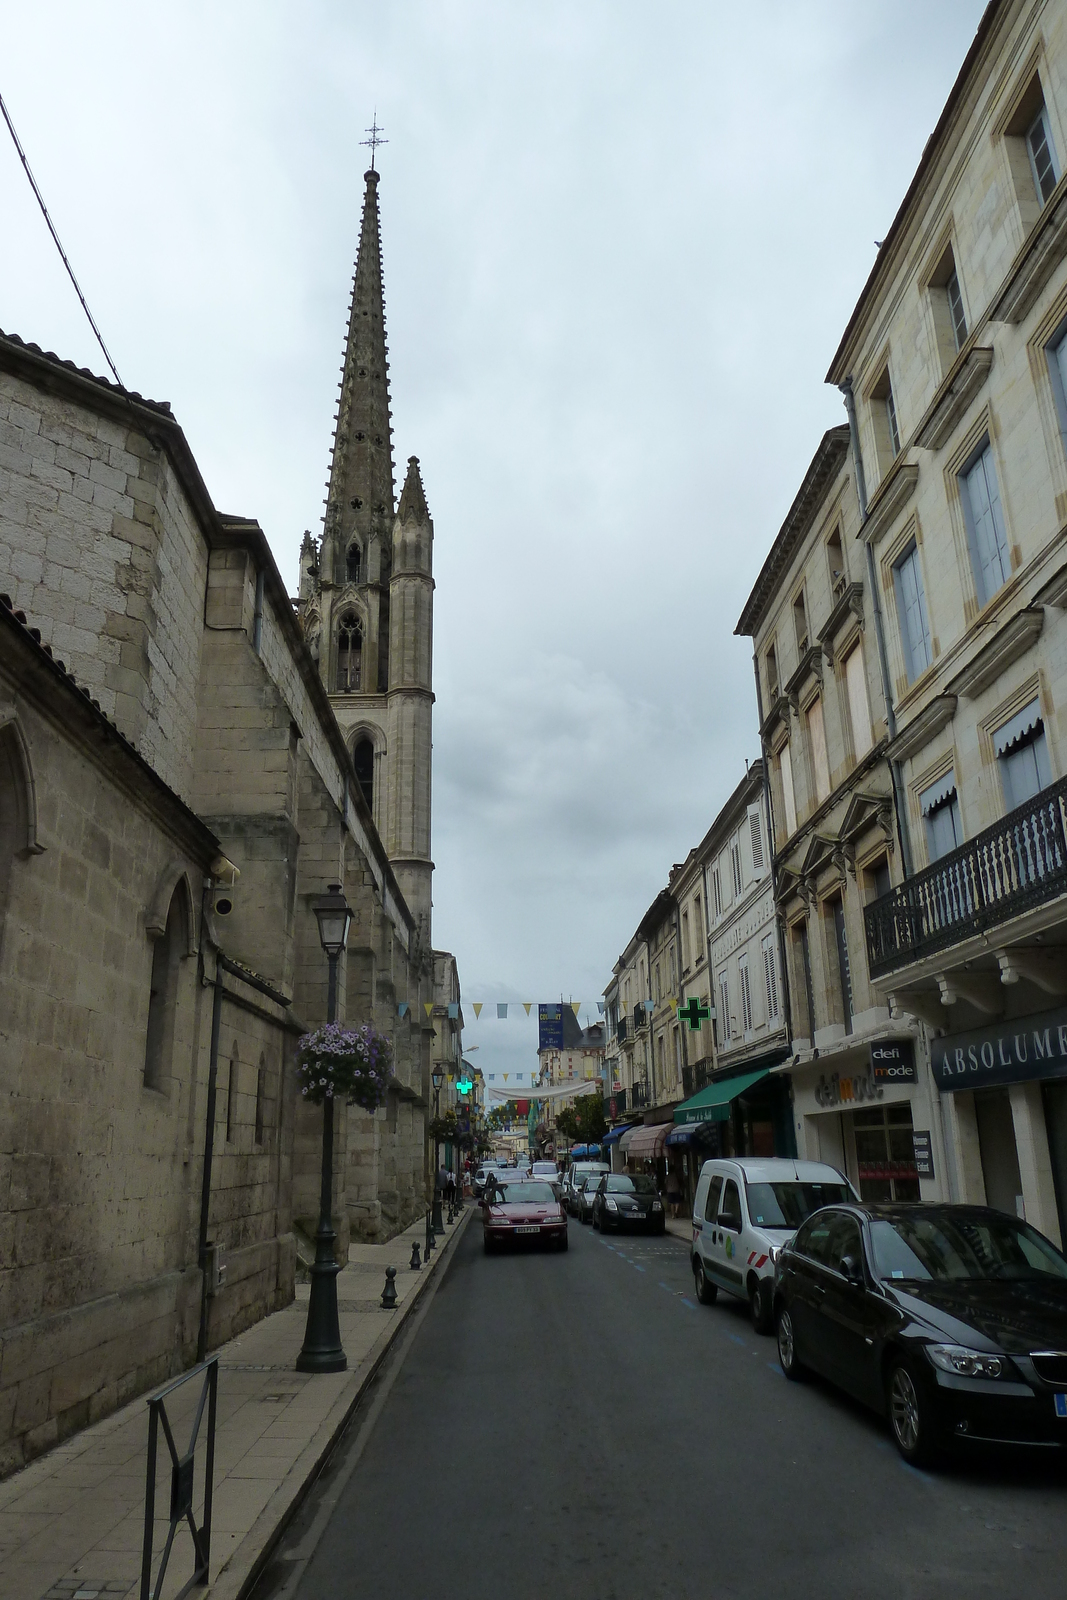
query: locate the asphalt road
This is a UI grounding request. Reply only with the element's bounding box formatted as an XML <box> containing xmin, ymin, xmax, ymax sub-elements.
<box><xmin>253</xmin><ymin>1209</ymin><xmax>1067</xmax><ymax>1600</ymax></box>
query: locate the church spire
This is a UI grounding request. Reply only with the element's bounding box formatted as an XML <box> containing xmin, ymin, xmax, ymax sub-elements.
<box><xmin>323</xmin><ymin>165</ymin><xmax>396</xmax><ymax>569</ymax></box>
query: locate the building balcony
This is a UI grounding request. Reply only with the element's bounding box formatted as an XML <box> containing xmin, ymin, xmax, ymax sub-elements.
<box><xmin>615</xmin><ymin>1017</ymin><xmax>628</xmax><ymax>1043</ymax></box>
<box><xmin>864</xmin><ymin>777</ymin><xmax>1067</xmax><ymax>979</ymax></box>
<box><xmin>681</xmin><ymin>1062</ymin><xmax>711</xmax><ymax>1098</ymax></box>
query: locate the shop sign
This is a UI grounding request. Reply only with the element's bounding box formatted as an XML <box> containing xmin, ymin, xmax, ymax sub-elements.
<box><xmin>814</xmin><ymin>1067</ymin><xmax>883</xmax><ymax>1108</ymax></box>
<box><xmin>912</xmin><ymin>1130</ymin><xmax>934</xmax><ymax>1180</ymax></box>
<box><xmin>933</xmin><ymin>1004</ymin><xmax>1067</xmax><ymax>1093</ymax></box>
<box><xmin>870</xmin><ymin>1039</ymin><xmax>916</xmax><ymax>1084</ymax></box>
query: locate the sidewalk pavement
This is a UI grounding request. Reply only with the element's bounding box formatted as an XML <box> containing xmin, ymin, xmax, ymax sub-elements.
<box><xmin>0</xmin><ymin>1204</ymin><xmax>472</xmax><ymax>1600</ymax></box>
<box><xmin>665</xmin><ymin>1216</ymin><xmax>693</xmax><ymax>1245</ymax></box>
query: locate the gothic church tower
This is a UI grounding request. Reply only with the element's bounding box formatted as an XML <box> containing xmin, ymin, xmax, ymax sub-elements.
<box><xmin>300</xmin><ymin>163</ymin><xmax>434</xmax><ymax>947</ymax></box>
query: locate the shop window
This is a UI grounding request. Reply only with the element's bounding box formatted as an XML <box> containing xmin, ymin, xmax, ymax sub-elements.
<box><xmin>994</xmin><ymin>699</ymin><xmax>1052</xmax><ymax>810</ymax></box>
<box><xmin>974</xmin><ymin>1089</ymin><xmax>1024</xmax><ymax>1217</ymax></box>
<box><xmin>852</xmin><ymin>1105</ymin><xmax>920</xmax><ymax>1202</ymax></box>
<box><xmin>920</xmin><ymin>772</ymin><xmax>963</xmax><ymax>862</ymax></box>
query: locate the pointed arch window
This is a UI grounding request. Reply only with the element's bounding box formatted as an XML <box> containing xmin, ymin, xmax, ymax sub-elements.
<box><xmin>336</xmin><ymin>612</ymin><xmax>363</xmax><ymax>691</ymax></box>
<box><xmin>144</xmin><ymin>889</ymin><xmax>185</xmax><ymax>1090</ymax></box>
<box><xmin>346</xmin><ymin>543</ymin><xmax>362</xmax><ymax>584</ymax></box>
<box><xmin>354</xmin><ymin>736</ymin><xmax>375</xmax><ymax>813</ymax></box>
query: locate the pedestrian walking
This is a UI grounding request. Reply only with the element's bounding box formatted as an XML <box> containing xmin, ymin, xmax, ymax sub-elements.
<box><xmin>666</xmin><ymin>1164</ymin><xmax>682</xmax><ymax>1220</ymax></box>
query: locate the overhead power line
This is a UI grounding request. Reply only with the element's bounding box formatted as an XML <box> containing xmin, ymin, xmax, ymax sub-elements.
<box><xmin>0</xmin><ymin>86</ymin><xmax>125</xmax><ymax>390</ymax></box>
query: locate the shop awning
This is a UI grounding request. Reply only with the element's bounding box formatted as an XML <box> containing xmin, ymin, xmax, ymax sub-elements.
<box><xmin>673</xmin><ymin>1068</ymin><xmax>771</xmax><ymax>1126</ymax></box>
<box><xmin>625</xmin><ymin>1121</ymin><xmax>672</xmax><ymax>1159</ymax></box>
<box><xmin>665</xmin><ymin>1121</ymin><xmax>717</xmax><ymax>1147</ymax></box>
<box><xmin>602</xmin><ymin>1125</ymin><xmax>634</xmax><ymax>1146</ymax></box>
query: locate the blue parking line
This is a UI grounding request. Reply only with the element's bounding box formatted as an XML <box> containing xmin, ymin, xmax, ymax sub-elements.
<box><xmin>633</xmin><ymin>1264</ymin><xmax>646</xmax><ymax>1273</ymax></box>
<box><xmin>680</xmin><ymin>1297</ymin><xmax>697</xmax><ymax>1309</ymax></box>
<box><xmin>767</xmin><ymin>1362</ymin><xmax>784</xmax><ymax>1377</ymax></box>
<box><xmin>728</xmin><ymin>1333</ymin><xmax>747</xmax><ymax>1347</ymax></box>
<box><xmin>658</xmin><ymin>1281</ymin><xmax>673</xmax><ymax>1292</ymax></box>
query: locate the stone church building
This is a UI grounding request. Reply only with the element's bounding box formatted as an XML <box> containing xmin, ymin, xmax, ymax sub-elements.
<box><xmin>0</xmin><ymin>164</ymin><xmax>441</xmax><ymax>1475</ymax></box>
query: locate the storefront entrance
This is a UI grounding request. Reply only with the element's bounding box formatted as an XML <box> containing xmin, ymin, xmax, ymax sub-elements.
<box><xmin>851</xmin><ymin>1104</ymin><xmax>920</xmax><ymax>1202</ymax></box>
<box><xmin>974</xmin><ymin>1088</ymin><xmax>1024</xmax><ymax>1218</ymax></box>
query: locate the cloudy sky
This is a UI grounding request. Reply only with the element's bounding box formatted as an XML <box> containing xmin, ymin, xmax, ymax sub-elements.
<box><xmin>3</xmin><ymin>1</ymin><xmax>987</xmax><ymax>1085</ymax></box>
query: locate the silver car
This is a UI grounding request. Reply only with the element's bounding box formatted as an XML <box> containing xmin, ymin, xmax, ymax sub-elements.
<box><xmin>577</xmin><ymin>1174</ymin><xmax>601</xmax><ymax>1224</ymax></box>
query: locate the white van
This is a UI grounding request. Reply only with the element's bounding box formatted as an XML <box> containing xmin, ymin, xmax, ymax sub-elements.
<box><xmin>691</xmin><ymin>1158</ymin><xmax>856</xmax><ymax>1333</ymax></box>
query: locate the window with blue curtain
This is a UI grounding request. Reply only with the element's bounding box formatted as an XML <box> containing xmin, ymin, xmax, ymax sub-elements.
<box><xmin>892</xmin><ymin>542</ymin><xmax>932</xmax><ymax>682</ymax></box>
<box><xmin>920</xmin><ymin>772</ymin><xmax>963</xmax><ymax>862</ymax></box>
<box><xmin>961</xmin><ymin>443</ymin><xmax>1010</xmax><ymax>606</ymax></box>
<box><xmin>994</xmin><ymin>700</ymin><xmax>1052</xmax><ymax>810</ymax></box>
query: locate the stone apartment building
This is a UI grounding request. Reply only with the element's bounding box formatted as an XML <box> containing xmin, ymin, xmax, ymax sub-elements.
<box><xmin>604</xmin><ymin>933</ymin><xmax>652</xmax><ymax>1125</ymax></box>
<box><xmin>737</xmin><ymin>431</ymin><xmax>939</xmax><ymax>1202</ymax></box>
<box><xmin>823</xmin><ymin>0</ymin><xmax>1067</xmax><ymax>1243</ymax></box>
<box><xmin>0</xmin><ymin>164</ymin><xmax>443</xmax><ymax>1472</ymax></box>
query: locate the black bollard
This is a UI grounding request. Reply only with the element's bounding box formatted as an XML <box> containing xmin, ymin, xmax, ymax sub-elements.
<box><xmin>425</xmin><ymin>1207</ymin><xmax>433</xmax><ymax>1257</ymax></box>
<box><xmin>381</xmin><ymin>1266</ymin><xmax>398</xmax><ymax>1310</ymax></box>
<box><xmin>428</xmin><ymin>1215</ymin><xmax>437</xmax><ymax>1253</ymax></box>
<box><xmin>410</xmin><ymin>1239</ymin><xmax>421</xmax><ymax>1270</ymax></box>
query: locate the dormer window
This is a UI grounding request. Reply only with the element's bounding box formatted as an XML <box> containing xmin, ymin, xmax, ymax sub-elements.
<box><xmin>346</xmin><ymin>543</ymin><xmax>362</xmax><ymax>584</ymax></box>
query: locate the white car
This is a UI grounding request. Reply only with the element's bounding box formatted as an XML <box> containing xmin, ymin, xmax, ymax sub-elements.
<box><xmin>690</xmin><ymin>1158</ymin><xmax>856</xmax><ymax>1334</ymax></box>
<box><xmin>563</xmin><ymin>1161</ymin><xmax>609</xmax><ymax>1215</ymax></box>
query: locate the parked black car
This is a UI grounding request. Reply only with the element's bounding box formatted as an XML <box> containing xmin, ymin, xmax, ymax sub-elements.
<box><xmin>773</xmin><ymin>1202</ymin><xmax>1067</xmax><ymax>1465</ymax></box>
<box><xmin>592</xmin><ymin>1174</ymin><xmax>665</xmax><ymax>1234</ymax></box>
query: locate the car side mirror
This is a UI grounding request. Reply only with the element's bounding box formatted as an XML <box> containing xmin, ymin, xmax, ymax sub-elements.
<box><xmin>840</xmin><ymin>1253</ymin><xmax>863</xmax><ymax>1286</ymax></box>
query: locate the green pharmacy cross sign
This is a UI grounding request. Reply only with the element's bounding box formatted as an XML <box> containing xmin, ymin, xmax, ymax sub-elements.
<box><xmin>678</xmin><ymin>995</ymin><xmax>711</xmax><ymax>1032</ymax></box>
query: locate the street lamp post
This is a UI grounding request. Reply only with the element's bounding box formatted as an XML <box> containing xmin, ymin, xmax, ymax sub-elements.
<box><xmin>297</xmin><ymin>883</ymin><xmax>353</xmax><ymax>1374</ymax></box>
<box><xmin>431</xmin><ymin>1063</ymin><xmax>445</xmax><ymax>1232</ymax></box>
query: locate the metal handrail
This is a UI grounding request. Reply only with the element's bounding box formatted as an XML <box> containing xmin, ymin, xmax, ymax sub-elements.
<box><xmin>140</xmin><ymin>1356</ymin><xmax>218</xmax><ymax>1600</ymax></box>
<box><xmin>864</xmin><ymin>775</ymin><xmax>1067</xmax><ymax>977</ymax></box>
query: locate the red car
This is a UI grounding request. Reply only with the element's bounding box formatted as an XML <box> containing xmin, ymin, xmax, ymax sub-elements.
<box><xmin>482</xmin><ymin>1179</ymin><xmax>568</xmax><ymax>1253</ymax></box>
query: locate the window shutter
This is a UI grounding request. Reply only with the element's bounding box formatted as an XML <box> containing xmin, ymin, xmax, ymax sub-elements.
<box><xmin>845</xmin><ymin>647</ymin><xmax>872</xmax><ymax>761</ymax></box>
<box><xmin>762</xmin><ymin>936</ymin><xmax>779</xmax><ymax>1020</ymax></box>
<box><xmin>748</xmin><ymin>804</ymin><xmax>765</xmax><ymax>874</ymax></box>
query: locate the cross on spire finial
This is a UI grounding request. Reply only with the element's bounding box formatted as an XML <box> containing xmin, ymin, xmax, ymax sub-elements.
<box><xmin>360</xmin><ymin>115</ymin><xmax>387</xmax><ymax>171</ymax></box>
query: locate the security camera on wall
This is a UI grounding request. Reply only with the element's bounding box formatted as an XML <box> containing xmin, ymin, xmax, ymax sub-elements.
<box><xmin>206</xmin><ymin>855</ymin><xmax>240</xmax><ymax>923</ymax></box>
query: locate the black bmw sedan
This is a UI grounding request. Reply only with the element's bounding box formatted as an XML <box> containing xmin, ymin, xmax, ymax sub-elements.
<box><xmin>591</xmin><ymin>1174</ymin><xmax>665</xmax><ymax>1233</ymax></box>
<box><xmin>773</xmin><ymin>1203</ymin><xmax>1067</xmax><ymax>1466</ymax></box>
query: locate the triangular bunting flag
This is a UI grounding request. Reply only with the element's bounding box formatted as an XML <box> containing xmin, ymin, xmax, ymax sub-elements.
<box><xmin>597</xmin><ymin>1001</ymin><xmax>605</xmax><ymax>1014</ymax></box>
<box><xmin>669</xmin><ymin>998</ymin><xmax>678</xmax><ymax>1014</ymax></box>
<box><xmin>473</xmin><ymin>1003</ymin><xmax>483</xmax><ymax>1018</ymax></box>
<box><xmin>523</xmin><ymin>1003</ymin><xmax>532</xmax><ymax>1016</ymax></box>
<box><xmin>424</xmin><ymin>1001</ymin><xmax>434</xmax><ymax>1017</ymax></box>
<box><xmin>497</xmin><ymin>1003</ymin><xmax>508</xmax><ymax>1019</ymax></box>
<box><xmin>447</xmin><ymin>1002</ymin><xmax>459</xmax><ymax>1018</ymax></box>
<box><xmin>503</xmin><ymin>1073</ymin><xmax>509</xmax><ymax>1082</ymax></box>
<box><xmin>571</xmin><ymin>1002</ymin><xmax>581</xmax><ymax>1016</ymax></box>
<box><xmin>398</xmin><ymin>1001</ymin><xmax>409</xmax><ymax>1018</ymax></box>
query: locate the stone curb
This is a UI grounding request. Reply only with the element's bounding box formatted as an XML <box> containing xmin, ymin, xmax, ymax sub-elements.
<box><xmin>207</xmin><ymin>1204</ymin><xmax>472</xmax><ymax>1600</ymax></box>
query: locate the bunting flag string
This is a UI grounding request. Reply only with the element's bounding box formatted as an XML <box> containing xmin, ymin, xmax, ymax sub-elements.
<box><xmin>388</xmin><ymin>999</ymin><xmax>615</xmax><ymax>1021</ymax></box>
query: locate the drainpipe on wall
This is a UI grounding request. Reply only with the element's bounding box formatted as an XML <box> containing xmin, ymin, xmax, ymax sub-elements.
<box><xmin>839</xmin><ymin>378</ymin><xmax>915</xmax><ymax>880</ymax></box>
<box><xmin>197</xmin><ymin>949</ymin><xmax>225</xmax><ymax>1363</ymax></box>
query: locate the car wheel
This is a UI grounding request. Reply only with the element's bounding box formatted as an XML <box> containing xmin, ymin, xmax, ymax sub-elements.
<box><xmin>693</xmin><ymin>1258</ymin><xmax>717</xmax><ymax>1305</ymax></box>
<box><xmin>776</xmin><ymin>1305</ymin><xmax>805</xmax><ymax>1380</ymax></box>
<box><xmin>887</xmin><ymin>1357</ymin><xmax>940</xmax><ymax>1467</ymax></box>
<box><xmin>750</xmin><ymin>1278</ymin><xmax>774</xmax><ymax>1335</ymax></box>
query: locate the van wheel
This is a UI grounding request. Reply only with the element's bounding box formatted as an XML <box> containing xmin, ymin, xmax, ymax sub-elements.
<box><xmin>694</xmin><ymin>1258</ymin><xmax>717</xmax><ymax>1305</ymax></box>
<box><xmin>750</xmin><ymin>1278</ymin><xmax>773</xmax><ymax>1335</ymax></box>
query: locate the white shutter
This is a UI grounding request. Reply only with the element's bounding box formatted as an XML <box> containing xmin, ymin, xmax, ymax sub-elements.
<box><xmin>808</xmin><ymin>698</ymin><xmax>830</xmax><ymax>802</ymax></box>
<box><xmin>747</xmin><ymin>803</ymin><xmax>765</xmax><ymax>876</ymax></box>
<box><xmin>762</xmin><ymin>934</ymin><xmax>779</xmax><ymax>1020</ymax></box>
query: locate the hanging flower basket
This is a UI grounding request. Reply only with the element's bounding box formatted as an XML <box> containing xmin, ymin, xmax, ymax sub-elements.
<box><xmin>296</xmin><ymin>1021</ymin><xmax>393</xmax><ymax>1112</ymax></box>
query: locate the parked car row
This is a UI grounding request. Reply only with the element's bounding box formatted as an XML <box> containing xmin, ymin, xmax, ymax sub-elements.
<box><xmin>687</xmin><ymin>1157</ymin><xmax>1067</xmax><ymax>1465</ymax></box>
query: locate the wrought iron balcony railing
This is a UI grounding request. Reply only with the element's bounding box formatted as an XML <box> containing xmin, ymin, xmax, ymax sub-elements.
<box><xmin>864</xmin><ymin>776</ymin><xmax>1067</xmax><ymax>978</ymax></box>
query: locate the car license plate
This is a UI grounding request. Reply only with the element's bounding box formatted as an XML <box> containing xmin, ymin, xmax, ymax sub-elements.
<box><xmin>515</xmin><ymin>1225</ymin><xmax>539</xmax><ymax>1235</ymax></box>
<box><xmin>1055</xmin><ymin>1393</ymin><xmax>1067</xmax><ymax>1419</ymax></box>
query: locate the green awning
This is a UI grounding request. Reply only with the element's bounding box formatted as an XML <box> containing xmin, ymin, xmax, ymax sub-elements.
<box><xmin>673</xmin><ymin>1068</ymin><xmax>772</xmax><ymax>1125</ymax></box>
